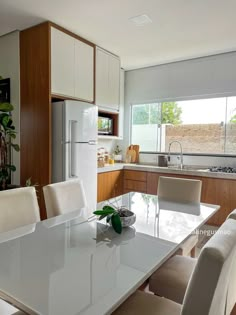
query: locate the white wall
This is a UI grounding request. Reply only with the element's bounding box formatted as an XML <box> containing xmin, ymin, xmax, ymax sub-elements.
<box><xmin>0</xmin><ymin>31</ymin><xmax>20</xmax><ymax>185</ymax></box>
<box><xmin>123</xmin><ymin>51</ymin><xmax>236</xmax><ymax>164</ymax></box>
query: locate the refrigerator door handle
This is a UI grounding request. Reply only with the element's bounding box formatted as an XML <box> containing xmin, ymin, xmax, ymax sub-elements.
<box><xmin>88</xmin><ymin>140</ymin><xmax>97</xmax><ymax>145</ymax></box>
<box><xmin>69</xmin><ymin>120</ymin><xmax>78</xmax><ymax>178</ymax></box>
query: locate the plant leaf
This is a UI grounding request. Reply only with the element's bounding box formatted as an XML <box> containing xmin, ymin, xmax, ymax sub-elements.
<box><xmin>5</xmin><ymin>164</ymin><xmax>16</xmax><ymax>171</ymax></box>
<box><xmin>111</xmin><ymin>213</ymin><xmax>122</xmax><ymax>234</ymax></box>
<box><xmin>11</xmin><ymin>143</ymin><xmax>20</xmax><ymax>152</ymax></box>
<box><xmin>106</xmin><ymin>215</ymin><xmax>112</xmax><ymax>223</ymax></box>
<box><xmin>103</xmin><ymin>205</ymin><xmax>116</xmax><ymax>212</ymax></box>
<box><xmin>0</xmin><ymin>103</ymin><xmax>14</xmax><ymax>112</ymax></box>
<box><xmin>93</xmin><ymin>209</ymin><xmax>115</xmax><ymax>215</ymax></box>
<box><xmin>99</xmin><ymin>214</ymin><xmax>108</xmax><ymax>220</ymax></box>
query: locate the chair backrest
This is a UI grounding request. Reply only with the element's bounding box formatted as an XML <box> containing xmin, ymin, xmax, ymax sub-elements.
<box><xmin>158</xmin><ymin>176</ymin><xmax>202</xmax><ymax>203</ymax></box>
<box><xmin>43</xmin><ymin>179</ymin><xmax>87</xmax><ymax>218</ymax></box>
<box><xmin>181</xmin><ymin>218</ymin><xmax>236</xmax><ymax>315</ymax></box>
<box><xmin>227</xmin><ymin>209</ymin><xmax>236</xmax><ymax>220</ymax></box>
<box><xmin>0</xmin><ymin>187</ymin><xmax>40</xmax><ymax>233</ymax></box>
<box><xmin>226</xmin><ymin>209</ymin><xmax>236</xmax><ymax>314</ymax></box>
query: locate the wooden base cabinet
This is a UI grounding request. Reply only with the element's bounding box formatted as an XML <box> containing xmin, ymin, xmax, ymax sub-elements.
<box><xmin>147</xmin><ymin>172</ymin><xmax>236</xmax><ymax>226</ymax></box>
<box><xmin>123</xmin><ymin>170</ymin><xmax>147</xmax><ymax>194</ymax></box>
<box><xmin>201</xmin><ymin>177</ymin><xmax>236</xmax><ymax>226</ymax></box>
<box><xmin>97</xmin><ymin>171</ymin><xmax>123</xmax><ymax>202</ymax></box>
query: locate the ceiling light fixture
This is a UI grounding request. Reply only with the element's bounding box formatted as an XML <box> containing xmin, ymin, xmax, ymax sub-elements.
<box><xmin>129</xmin><ymin>14</ymin><xmax>152</xmax><ymax>26</ymax></box>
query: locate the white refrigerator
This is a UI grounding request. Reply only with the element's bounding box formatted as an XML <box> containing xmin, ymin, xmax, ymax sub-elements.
<box><xmin>52</xmin><ymin>100</ymin><xmax>98</xmax><ymax>215</ymax></box>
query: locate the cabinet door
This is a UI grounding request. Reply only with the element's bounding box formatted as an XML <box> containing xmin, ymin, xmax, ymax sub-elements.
<box><xmin>108</xmin><ymin>55</ymin><xmax>120</xmax><ymax>110</ymax></box>
<box><xmin>51</xmin><ymin>27</ymin><xmax>75</xmax><ymax>97</ymax></box>
<box><xmin>97</xmin><ymin>171</ymin><xmax>123</xmax><ymax>202</ymax></box>
<box><xmin>74</xmin><ymin>40</ymin><xmax>94</xmax><ymax>102</ymax></box>
<box><xmin>96</xmin><ymin>48</ymin><xmax>109</xmax><ymax>107</ymax></box>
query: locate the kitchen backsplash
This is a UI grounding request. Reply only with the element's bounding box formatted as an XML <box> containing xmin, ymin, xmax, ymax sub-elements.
<box><xmin>97</xmin><ymin>139</ymin><xmax>118</xmax><ymax>154</ymax></box>
<box><xmin>139</xmin><ymin>152</ymin><xmax>236</xmax><ymax>168</ymax></box>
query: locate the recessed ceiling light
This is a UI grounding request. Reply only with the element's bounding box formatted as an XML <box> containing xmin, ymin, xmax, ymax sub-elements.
<box><xmin>129</xmin><ymin>14</ymin><xmax>152</xmax><ymax>26</ymax></box>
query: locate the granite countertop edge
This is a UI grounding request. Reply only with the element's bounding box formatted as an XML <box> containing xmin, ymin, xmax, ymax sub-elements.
<box><xmin>97</xmin><ymin>163</ymin><xmax>236</xmax><ymax>180</ymax></box>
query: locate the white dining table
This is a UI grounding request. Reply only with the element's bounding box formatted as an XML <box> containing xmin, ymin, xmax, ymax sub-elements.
<box><xmin>0</xmin><ymin>192</ymin><xmax>219</xmax><ymax>315</ymax></box>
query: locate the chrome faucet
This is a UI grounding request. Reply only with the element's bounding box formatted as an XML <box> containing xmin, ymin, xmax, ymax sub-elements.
<box><xmin>168</xmin><ymin>141</ymin><xmax>183</xmax><ymax>170</ymax></box>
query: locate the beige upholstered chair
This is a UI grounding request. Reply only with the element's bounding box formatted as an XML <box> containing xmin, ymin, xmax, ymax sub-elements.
<box><xmin>149</xmin><ymin>209</ymin><xmax>236</xmax><ymax>313</ymax></box>
<box><xmin>158</xmin><ymin>176</ymin><xmax>202</xmax><ymax>203</ymax></box>
<box><xmin>158</xmin><ymin>176</ymin><xmax>202</xmax><ymax>257</ymax></box>
<box><xmin>113</xmin><ymin>218</ymin><xmax>236</xmax><ymax>315</ymax></box>
<box><xmin>226</xmin><ymin>209</ymin><xmax>236</xmax><ymax>314</ymax></box>
<box><xmin>0</xmin><ymin>187</ymin><xmax>40</xmax><ymax>233</ymax></box>
<box><xmin>0</xmin><ymin>299</ymin><xmax>25</xmax><ymax>315</ymax></box>
<box><xmin>43</xmin><ymin>179</ymin><xmax>87</xmax><ymax>218</ymax></box>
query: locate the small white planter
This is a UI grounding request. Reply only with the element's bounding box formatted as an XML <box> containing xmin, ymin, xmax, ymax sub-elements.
<box><xmin>114</xmin><ymin>154</ymin><xmax>122</xmax><ymax>162</ymax></box>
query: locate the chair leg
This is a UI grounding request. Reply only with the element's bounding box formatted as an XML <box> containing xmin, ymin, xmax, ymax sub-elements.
<box><xmin>190</xmin><ymin>247</ymin><xmax>196</xmax><ymax>258</ymax></box>
<box><xmin>231</xmin><ymin>303</ymin><xmax>236</xmax><ymax>315</ymax></box>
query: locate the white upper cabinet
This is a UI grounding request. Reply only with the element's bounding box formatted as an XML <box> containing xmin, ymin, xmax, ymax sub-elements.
<box><xmin>74</xmin><ymin>40</ymin><xmax>94</xmax><ymax>102</ymax></box>
<box><xmin>51</xmin><ymin>27</ymin><xmax>94</xmax><ymax>102</ymax></box>
<box><xmin>51</xmin><ymin>27</ymin><xmax>74</xmax><ymax>97</ymax></box>
<box><xmin>96</xmin><ymin>47</ymin><xmax>120</xmax><ymax>111</ymax></box>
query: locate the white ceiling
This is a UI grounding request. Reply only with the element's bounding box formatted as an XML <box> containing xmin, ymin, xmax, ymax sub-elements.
<box><xmin>1</xmin><ymin>0</ymin><xmax>236</xmax><ymax>70</ymax></box>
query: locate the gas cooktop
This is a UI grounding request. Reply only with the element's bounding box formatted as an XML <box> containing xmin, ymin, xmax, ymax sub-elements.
<box><xmin>209</xmin><ymin>166</ymin><xmax>236</xmax><ymax>173</ymax></box>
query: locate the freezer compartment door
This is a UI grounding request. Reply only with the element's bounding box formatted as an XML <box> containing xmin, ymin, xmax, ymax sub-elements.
<box><xmin>64</xmin><ymin>143</ymin><xmax>97</xmax><ymax>215</ymax></box>
<box><xmin>64</xmin><ymin>100</ymin><xmax>98</xmax><ymax>142</ymax></box>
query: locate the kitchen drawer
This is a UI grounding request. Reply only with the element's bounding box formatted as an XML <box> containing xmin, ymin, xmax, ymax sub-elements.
<box><xmin>124</xmin><ymin>170</ymin><xmax>147</xmax><ymax>182</ymax></box>
<box><xmin>124</xmin><ymin>179</ymin><xmax>147</xmax><ymax>193</ymax></box>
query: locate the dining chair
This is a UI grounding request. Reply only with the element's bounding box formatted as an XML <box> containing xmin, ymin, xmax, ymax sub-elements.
<box><xmin>113</xmin><ymin>218</ymin><xmax>236</xmax><ymax>315</ymax></box>
<box><xmin>43</xmin><ymin>179</ymin><xmax>87</xmax><ymax>218</ymax></box>
<box><xmin>0</xmin><ymin>299</ymin><xmax>26</xmax><ymax>315</ymax></box>
<box><xmin>158</xmin><ymin>176</ymin><xmax>202</xmax><ymax>257</ymax></box>
<box><xmin>149</xmin><ymin>210</ymin><xmax>236</xmax><ymax>313</ymax></box>
<box><xmin>0</xmin><ymin>187</ymin><xmax>40</xmax><ymax>233</ymax></box>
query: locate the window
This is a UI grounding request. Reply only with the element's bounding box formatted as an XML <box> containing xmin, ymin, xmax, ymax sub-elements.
<box><xmin>131</xmin><ymin>96</ymin><xmax>236</xmax><ymax>154</ymax></box>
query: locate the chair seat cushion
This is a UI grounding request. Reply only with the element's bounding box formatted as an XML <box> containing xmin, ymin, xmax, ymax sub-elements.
<box><xmin>112</xmin><ymin>291</ymin><xmax>181</xmax><ymax>315</ymax></box>
<box><xmin>149</xmin><ymin>255</ymin><xmax>197</xmax><ymax>304</ymax></box>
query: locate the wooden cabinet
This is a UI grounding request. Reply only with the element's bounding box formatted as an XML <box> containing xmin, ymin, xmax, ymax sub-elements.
<box><xmin>51</xmin><ymin>26</ymin><xmax>94</xmax><ymax>102</ymax></box>
<box><xmin>20</xmin><ymin>22</ymin><xmax>95</xmax><ymax>218</ymax></box>
<box><xmin>201</xmin><ymin>177</ymin><xmax>236</xmax><ymax>226</ymax></box>
<box><xmin>123</xmin><ymin>170</ymin><xmax>147</xmax><ymax>194</ymax></box>
<box><xmin>97</xmin><ymin>171</ymin><xmax>123</xmax><ymax>202</ymax></box>
<box><xmin>96</xmin><ymin>47</ymin><xmax>120</xmax><ymax>111</ymax></box>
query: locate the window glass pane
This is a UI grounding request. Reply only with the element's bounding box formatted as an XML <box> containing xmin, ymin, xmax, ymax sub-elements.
<box><xmin>131</xmin><ymin>104</ymin><xmax>161</xmax><ymax>151</ymax></box>
<box><xmin>225</xmin><ymin>96</ymin><xmax>236</xmax><ymax>154</ymax></box>
<box><xmin>164</xmin><ymin>98</ymin><xmax>227</xmax><ymax>154</ymax></box>
<box><xmin>131</xmin><ymin>97</ymin><xmax>236</xmax><ymax>154</ymax></box>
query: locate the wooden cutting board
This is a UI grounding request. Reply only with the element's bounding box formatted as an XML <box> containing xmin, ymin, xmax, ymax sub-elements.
<box><xmin>126</xmin><ymin>144</ymin><xmax>140</xmax><ymax>163</ymax></box>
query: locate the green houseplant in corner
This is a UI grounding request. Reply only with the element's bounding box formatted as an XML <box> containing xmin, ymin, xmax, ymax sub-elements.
<box><xmin>0</xmin><ymin>102</ymin><xmax>20</xmax><ymax>190</ymax></box>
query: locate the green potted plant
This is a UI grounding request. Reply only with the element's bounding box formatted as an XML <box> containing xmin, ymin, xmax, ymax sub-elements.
<box><xmin>0</xmin><ymin>102</ymin><xmax>20</xmax><ymax>190</ymax></box>
<box><xmin>113</xmin><ymin>145</ymin><xmax>122</xmax><ymax>162</ymax></box>
<box><xmin>93</xmin><ymin>205</ymin><xmax>136</xmax><ymax>234</ymax></box>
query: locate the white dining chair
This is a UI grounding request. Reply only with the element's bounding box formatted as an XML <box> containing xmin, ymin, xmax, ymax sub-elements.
<box><xmin>158</xmin><ymin>176</ymin><xmax>202</xmax><ymax>257</ymax></box>
<box><xmin>0</xmin><ymin>187</ymin><xmax>40</xmax><ymax>233</ymax></box>
<box><xmin>43</xmin><ymin>179</ymin><xmax>88</xmax><ymax>218</ymax></box>
<box><xmin>0</xmin><ymin>299</ymin><xmax>26</xmax><ymax>315</ymax></box>
<box><xmin>149</xmin><ymin>209</ymin><xmax>236</xmax><ymax>314</ymax></box>
<box><xmin>113</xmin><ymin>218</ymin><xmax>236</xmax><ymax>315</ymax></box>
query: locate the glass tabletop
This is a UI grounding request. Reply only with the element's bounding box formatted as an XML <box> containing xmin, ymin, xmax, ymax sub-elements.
<box><xmin>0</xmin><ymin>192</ymin><xmax>219</xmax><ymax>315</ymax></box>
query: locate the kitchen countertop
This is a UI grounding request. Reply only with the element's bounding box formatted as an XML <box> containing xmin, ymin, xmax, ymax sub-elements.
<box><xmin>97</xmin><ymin>163</ymin><xmax>236</xmax><ymax>180</ymax></box>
